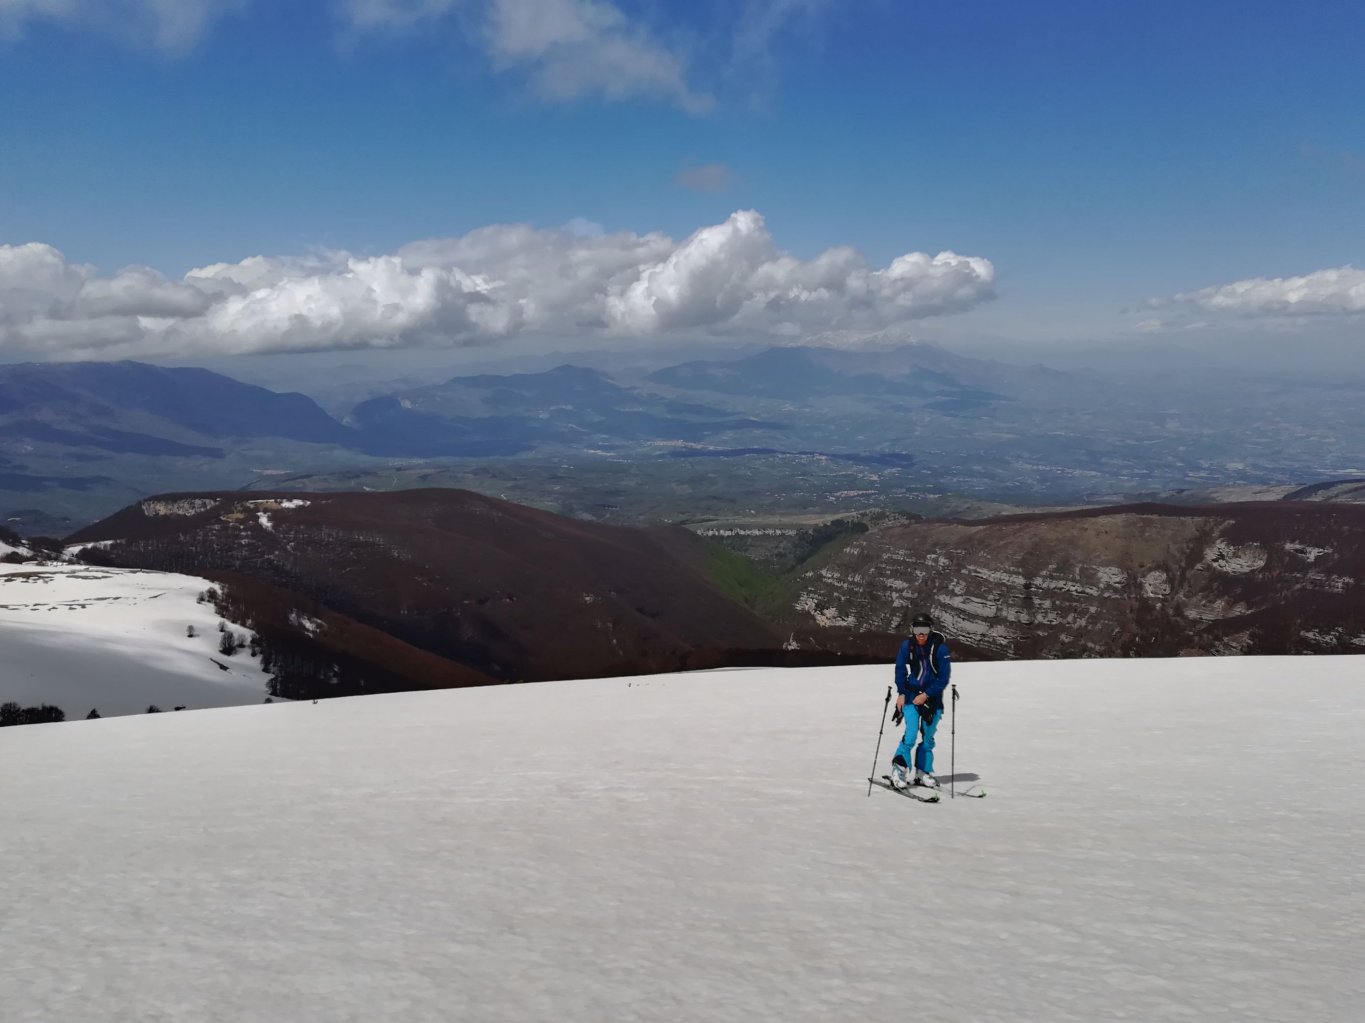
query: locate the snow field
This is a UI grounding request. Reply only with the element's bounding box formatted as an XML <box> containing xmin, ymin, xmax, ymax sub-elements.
<box><xmin>1</xmin><ymin>656</ymin><xmax>1363</xmax><ymax>1022</ymax></box>
<box><xmin>0</xmin><ymin>562</ymin><xmax>272</xmax><ymax>716</ymax></box>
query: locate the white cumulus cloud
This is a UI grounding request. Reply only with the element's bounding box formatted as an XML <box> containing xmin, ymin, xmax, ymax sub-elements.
<box><xmin>339</xmin><ymin>0</ymin><xmax>710</xmax><ymax>112</ymax></box>
<box><xmin>486</xmin><ymin>0</ymin><xmax>710</xmax><ymax>111</ymax></box>
<box><xmin>1165</xmin><ymin>266</ymin><xmax>1365</xmax><ymax>317</ymax></box>
<box><xmin>0</xmin><ymin>0</ymin><xmax>247</xmax><ymax>52</ymax></box>
<box><xmin>607</xmin><ymin>211</ymin><xmax>995</xmax><ymax>336</ymax></box>
<box><xmin>0</xmin><ymin>213</ymin><xmax>996</xmax><ymax>360</ymax></box>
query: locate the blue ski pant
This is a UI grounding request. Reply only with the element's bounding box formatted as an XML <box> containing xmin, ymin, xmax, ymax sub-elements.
<box><xmin>895</xmin><ymin>707</ymin><xmax>943</xmax><ymax>774</ymax></box>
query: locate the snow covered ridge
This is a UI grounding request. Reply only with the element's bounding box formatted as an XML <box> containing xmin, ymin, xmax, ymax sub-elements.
<box><xmin>697</xmin><ymin>527</ymin><xmax>799</xmax><ymax>537</ymax></box>
<box><xmin>138</xmin><ymin>496</ymin><xmax>313</xmax><ymax>519</ymax></box>
<box><xmin>141</xmin><ymin>498</ymin><xmax>221</xmax><ymax>517</ymax></box>
<box><xmin>0</xmin><ymin>561</ymin><xmax>272</xmax><ymax>718</ymax></box>
<box><xmin>0</xmin><ymin>524</ymin><xmax>55</xmax><ymax>562</ymax></box>
<box><xmin>0</xmin><ymin>536</ymin><xmax>32</xmax><ymax>560</ymax></box>
<box><xmin>1</xmin><ymin>657</ymin><xmax>1361</xmax><ymax>1022</ymax></box>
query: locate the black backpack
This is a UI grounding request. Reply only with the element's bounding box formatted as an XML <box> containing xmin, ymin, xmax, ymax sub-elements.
<box><xmin>906</xmin><ymin>630</ymin><xmax>947</xmax><ymax>682</ymax></box>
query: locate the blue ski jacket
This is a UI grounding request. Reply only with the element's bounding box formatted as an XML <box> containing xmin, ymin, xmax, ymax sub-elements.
<box><xmin>895</xmin><ymin>631</ymin><xmax>951</xmax><ymax>711</ymax></box>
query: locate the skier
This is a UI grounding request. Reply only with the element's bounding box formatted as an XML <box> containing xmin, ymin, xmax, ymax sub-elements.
<box><xmin>889</xmin><ymin>613</ymin><xmax>951</xmax><ymax>790</ymax></box>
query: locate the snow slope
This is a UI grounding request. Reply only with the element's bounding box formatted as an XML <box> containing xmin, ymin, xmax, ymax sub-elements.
<box><xmin>0</xmin><ymin>562</ymin><xmax>272</xmax><ymax>716</ymax></box>
<box><xmin>2</xmin><ymin>656</ymin><xmax>1363</xmax><ymax>1022</ymax></box>
<box><xmin>2</xmin><ymin>536</ymin><xmax>32</xmax><ymax>558</ymax></box>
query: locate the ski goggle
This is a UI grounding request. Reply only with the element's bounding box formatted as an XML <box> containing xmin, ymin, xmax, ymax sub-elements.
<box><xmin>913</xmin><ymin>626</ymin><xmax>931</xmax><ymax>635</ymax></box>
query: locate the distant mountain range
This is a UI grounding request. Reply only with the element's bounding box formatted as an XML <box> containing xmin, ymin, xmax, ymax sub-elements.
<box><xmin>0</xmin><ymin>359</ymin><xmax>355</xmax><ymax>452</ymax></box>
<box><xmin>1</xmin><ymin>346</ymin><xmax>1009</xmax><ymax>528</ymax></box>
<box><xmin>648</xmin><ymin>344</ymin><xmax>1010</xmax><ymax>411</ymax></box>
<box><xmin>5</xmin><ymin>344</ymin><xmax>1365</xmax><ymax>532</ymax></box>
<box><xmin>0</xmin><ymin>354</ymin><xmax>811</xmax><ymax>469</ymax></box>
<box><xmin>347</xmin><ymin>363</ymin><xmax>781</xmax><ymax>456</ymax></box>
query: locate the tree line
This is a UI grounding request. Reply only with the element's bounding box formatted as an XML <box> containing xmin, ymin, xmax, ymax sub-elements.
<box><xmin>0</xmin><ymin>702</ymin><xmax>66</xmax><ymax>726</ymax></box>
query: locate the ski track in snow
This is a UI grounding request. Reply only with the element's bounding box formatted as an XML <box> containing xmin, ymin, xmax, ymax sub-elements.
<box><xmin>2</xmin><ymin>657</ymin><xmax>1363</xmax><ymax>1022</ymax></box>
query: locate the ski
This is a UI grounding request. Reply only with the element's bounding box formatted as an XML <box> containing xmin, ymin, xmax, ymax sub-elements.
<box><xmin>951</xmin><ymin>785</ymin><xmax>987</xmax><ymax>799</ymax></box>
<box><xmin>871</xmin><ymin>775</ymin><xmax>940</xmax><ymax>802</ymax></box>
<box><xmin>871</xmin><ymin>776</ymin><xmax>987</xmax><ymax>800</ymax></box>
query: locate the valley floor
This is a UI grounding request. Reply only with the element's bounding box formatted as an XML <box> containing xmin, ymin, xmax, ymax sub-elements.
<box><xmin>2</xmin><ymin>657</ymin><xmax>1363</xmax><ymax>1021</ymax></box>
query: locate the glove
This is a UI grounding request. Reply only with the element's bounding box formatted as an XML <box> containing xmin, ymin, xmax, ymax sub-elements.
<box><xmin>892</xmin><ymin>707</ymin><xmax>904</xmax><ymax>726</ymax></box>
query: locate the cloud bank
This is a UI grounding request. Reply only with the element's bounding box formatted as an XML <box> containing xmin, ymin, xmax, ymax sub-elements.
<box><xmin>0</xmin><ymin>212</ymin><xmax>996</xmax><ymax>360</ymax></box>
<box><xmin>1166</xmin><ymin>266</ymin><xmax>1365</xmax><ymax>317</ymax></box>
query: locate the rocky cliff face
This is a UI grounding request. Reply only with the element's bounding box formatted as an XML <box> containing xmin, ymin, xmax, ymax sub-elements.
<box><xmin>793</xmin><ymin>503</ymin><xmax>1365</xmax><ymax>658</ymax></box>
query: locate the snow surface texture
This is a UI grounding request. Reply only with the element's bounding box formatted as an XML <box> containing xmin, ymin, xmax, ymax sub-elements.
<box><xmin>2</xmin><ymin>657</ymin><xmax>1363</xmax><ymax>1022</ymax></box>
<box><xmin>0</xmin><ymin>562</ymin><xmax>271</xmax><ymax>716</ymax></box>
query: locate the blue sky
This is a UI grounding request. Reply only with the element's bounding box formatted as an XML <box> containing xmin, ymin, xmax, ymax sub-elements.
<box><xmin>2</xmin><ymin>0</ymin><xmax>1363</xmax><ymax>360</ymax></box>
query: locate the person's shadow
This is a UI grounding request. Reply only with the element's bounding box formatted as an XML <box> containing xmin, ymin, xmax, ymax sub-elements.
<box><xmin>935</xmin><ymin>773</ymin><xmax>980</xmax><ymax>783</ymax></box>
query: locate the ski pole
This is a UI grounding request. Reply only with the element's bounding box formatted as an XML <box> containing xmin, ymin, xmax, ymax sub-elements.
<box><xmin>950</xmin><ymin>683</ymin><xmax>958</xmax><ymax>799</ymax></box>
<box><xmin>867</xmin><ymin>685</ymin><xmax>892</xmax><ymax>797</ymax></box>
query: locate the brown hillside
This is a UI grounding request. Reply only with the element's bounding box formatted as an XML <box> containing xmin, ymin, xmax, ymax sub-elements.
<box><xmin>70</xmin><ymin>489</ymin><xmax>784</xmax><ymax>682</ymax></box>
<box><xmin>207</xmin><ymin>573</ymin><xmax>497</xmax><ymax>699</ymax></box>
